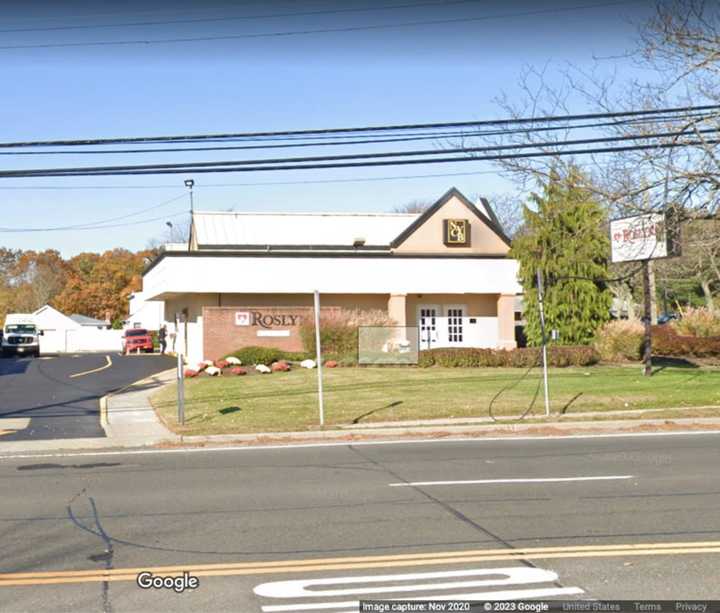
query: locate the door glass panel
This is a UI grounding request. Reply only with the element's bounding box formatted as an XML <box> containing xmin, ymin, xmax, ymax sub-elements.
<box><xmin>447</xmin><ymin>308</ymin><xmax>464</xmax><ymax>344</ymax></box>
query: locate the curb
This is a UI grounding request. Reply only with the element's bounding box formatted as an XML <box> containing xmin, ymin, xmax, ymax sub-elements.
<box><xmin>2</xmin><ymin>418</ymin><xmax>720</xmax><ymax>457</ymax></box>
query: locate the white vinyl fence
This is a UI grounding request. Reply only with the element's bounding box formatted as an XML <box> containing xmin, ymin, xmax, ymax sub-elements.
<box><xmin>39</xmin><ymin>329</ymin><xmax>123</xmax><ymax>354</ymax></box>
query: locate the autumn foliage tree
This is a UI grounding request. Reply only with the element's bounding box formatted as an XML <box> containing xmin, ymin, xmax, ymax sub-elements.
<box><xmin>53</xmin><ymin>249</ymin><xmax>148</xmax><ymax>326</ymax></box>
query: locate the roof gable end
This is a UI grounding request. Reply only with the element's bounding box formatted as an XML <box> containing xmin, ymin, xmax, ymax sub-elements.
<box><xmin>390</xmin><ymin>187</ymin><xmax>511</xmax><ymax>249</ymax></box>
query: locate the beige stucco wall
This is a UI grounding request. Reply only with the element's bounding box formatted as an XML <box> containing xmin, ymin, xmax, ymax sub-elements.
<box><xmin>497</xmin><ymin>293</ymin><xmax>517</xmax><ymax>349</ymax></box>
<box><xmin>393</xmin><ymin>194</ymin><xmax>510</xmax><ymax>255</ymax></box>
<box><xmin>404</xmin><ymin>293</ymin><xmax>498</xmax><ymax>325</ymax></box>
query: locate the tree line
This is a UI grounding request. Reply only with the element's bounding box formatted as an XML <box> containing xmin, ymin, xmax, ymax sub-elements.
<box><xmin>0</xmin><ymin>247</ymin><xmax>151</xmax><ymax>327</ymax></box>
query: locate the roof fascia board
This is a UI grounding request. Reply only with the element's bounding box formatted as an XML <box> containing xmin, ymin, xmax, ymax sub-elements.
<box><xmin>390</xmin><ymin>187</ymin><xmax>512</xmax><ymax>248</ymax></box>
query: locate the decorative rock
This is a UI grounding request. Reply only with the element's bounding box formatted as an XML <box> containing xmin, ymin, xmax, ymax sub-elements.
<box><xmin>230</xmin><ymin>366</ymin><xmax>247</xmax><ymax>376</ymax></box>
<box><xmin>214</xmin><ymin>359</ymin><xmax>229</xmax><ymax>369</ymax></box>
<box><xmin>324</xmin><ymin>360</ymin><xmax>338</xmax><ymax>368</ymax></box>
<box><xmin>226</xmin><ymin>356</ymin><xmax>242</xmax><ymax>365</ymax></box>
<box><xmin>201</xmin><ymin>359</ymin><xmax>214</xmax><ymax>367</ymax></box>
<box><xmin>205</xmin><ymin>366</ymin><xmax>222</xmax><ymax>376</ymax></box>
<box><xmin>255</xmin><ymin>364</ymin><xmax>271</xmax><ymax>374</ymax></box>
<box><xmin>300</xmin><ymin>359</ymin><xmax>316</xmax><ymax>369</ymax></box>
<box><xmin>271</xmin><ymin>361</ymin><xmax>290</xmax><ymax>373</ymax></box>
<box><xmin>184</xmin><ymin>369</ymin><xmax>198</xmax><ymax>378</ymax></box>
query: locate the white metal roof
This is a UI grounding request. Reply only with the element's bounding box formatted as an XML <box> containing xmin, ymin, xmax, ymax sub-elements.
<box><xmin>191</xmin><ymin>211</ymin><xmax>419</xmax><ymax>248</ymax></box>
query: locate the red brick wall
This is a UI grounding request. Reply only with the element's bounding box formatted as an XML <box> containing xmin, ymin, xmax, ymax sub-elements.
<box><xmin>202</xmin><ymin>306</ymin><xmax>338</xmax><ymax>360</ymax></box>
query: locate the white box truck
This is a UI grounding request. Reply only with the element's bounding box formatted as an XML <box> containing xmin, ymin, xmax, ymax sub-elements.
<box><xmin>1</xmin><ymin>314</ymin><xmax>41</xmax><ymax>357</ymax></box>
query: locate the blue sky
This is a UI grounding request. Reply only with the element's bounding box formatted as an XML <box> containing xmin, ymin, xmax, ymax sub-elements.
<box><xmin>0</xmin><ymin>0</ymin><xmax>657</xmax><ymax>256</ymax></box>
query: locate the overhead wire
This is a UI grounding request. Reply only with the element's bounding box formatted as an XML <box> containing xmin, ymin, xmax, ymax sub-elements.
<box><xmin>2</xmin><ymin>112</ymin><xmax>715</xmax><ymax>156</ymax></box>
<box><xmin>0</xmin><ymin>104</ymin><xmax>716</xmax><ymax>149</ymax></box>
<box><xmin>0</xmin><ymin>0</ymin><xmax>645</xmax><ymax>51</ymax></box>
<box><xmin>2</xmin><ymin>135</ymin><xmax>717</xmax><ymax>178</ymax></box>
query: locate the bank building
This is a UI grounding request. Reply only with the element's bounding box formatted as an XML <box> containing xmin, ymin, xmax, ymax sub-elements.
<box><xmin>139</xmin><ymin>187</ymin><xmax>521</xmax><ymax>364</ymax></box>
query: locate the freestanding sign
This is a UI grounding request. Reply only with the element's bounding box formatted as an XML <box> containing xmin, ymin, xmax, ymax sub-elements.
<box><xmin>610</xmin><ymin>212</ymin><xmax>681</xmax><ymax>263</ymax></box>
<box><xmin>609</xmin><ymin>210</ymin><xmax>681</xmax><ymax>377</ymax></box>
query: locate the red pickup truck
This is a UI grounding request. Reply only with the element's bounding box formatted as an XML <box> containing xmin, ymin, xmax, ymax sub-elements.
<box><xmin>122</xmin><ymin>328</ymin><xmax>155</xmax><ymax>353</ymax></box>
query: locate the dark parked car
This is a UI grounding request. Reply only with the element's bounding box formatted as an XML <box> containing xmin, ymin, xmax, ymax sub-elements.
<box><xmin>122</xmin><ymin>328</ymin><xmax>154</xmax><ymax>353</ymax></box>
<box><xmin>657</xmin><ymin>312</ymin><xmax>679</xmax><ymax>325</ymax></box>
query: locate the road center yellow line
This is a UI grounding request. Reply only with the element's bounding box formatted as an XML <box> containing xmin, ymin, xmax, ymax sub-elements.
<box><xmin>1</xmin><ymin>541</ymin><xmax>719</xmax><ymax>588</ymax></box>
<box><xmin>69</xmin><ymin>355</ymin><xmax>112</xmax><ymax>379</ymax></box>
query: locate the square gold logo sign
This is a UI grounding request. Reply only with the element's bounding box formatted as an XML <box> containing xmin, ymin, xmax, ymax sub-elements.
<box><xmin>444</xmin><ymin>219</ymin><xmax>470</xmax><ymax>246</ymax></box>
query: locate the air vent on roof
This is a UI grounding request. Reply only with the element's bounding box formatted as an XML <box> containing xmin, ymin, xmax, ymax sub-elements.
<box><xmin>353</xmin><ymin>237</ymin><xmax>366</xmax><ymax>247</ymax></box>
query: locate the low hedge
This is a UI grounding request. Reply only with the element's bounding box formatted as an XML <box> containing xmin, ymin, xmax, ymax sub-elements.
<box><xmin>225</xmin><ymin>346</ymin><xmax>313</xmax><ymax>366</ymax></box>
<box><xmin>652</xmin><ymin>325</ymin><xmax>720</xmax><ymax>357</ymax></box>
<box><xmin>418</xmin><ymin>346</ymin><xmax>600</xmax><ymax>368</ymax></box>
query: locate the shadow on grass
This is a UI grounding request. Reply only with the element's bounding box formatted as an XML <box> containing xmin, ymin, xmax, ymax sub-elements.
<box><xmin>352</xmin><ymin>400</ymin><xmax>403</xmax><ymax>424</ymax></box>
<box><xmin>219</xmin><ymin>406</ymin><xmax>242</xmax><ymax>415</ymax></box>
<box><xmin>652</xmin><ymin>356</ymin><xmax>700</xmax><ymax>373</ymax></box>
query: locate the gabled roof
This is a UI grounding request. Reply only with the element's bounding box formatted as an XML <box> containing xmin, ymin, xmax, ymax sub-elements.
<box><xmin>390</xmin><ymin>187</ymin><xmax>511</xmax><ymax>248</ymax></box>
<box><xmin>191</xmin><ymin>211</ymin><xmax>418</xmax><ymax>249</ymax></box>
<box><xmin>70</xmin><ymin>314</ymin><xmax>108</xmax><ymax>326</ymax></box>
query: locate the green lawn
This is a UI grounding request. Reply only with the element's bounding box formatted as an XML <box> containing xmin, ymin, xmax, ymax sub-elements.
<box><xmin>150</xmin><ymin>364</ymin><xmax>720</xmax><ymax>436</ymax></box>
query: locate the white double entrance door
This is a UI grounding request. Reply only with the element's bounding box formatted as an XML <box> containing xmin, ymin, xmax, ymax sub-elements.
<box><xmin>417</xmin><ymin>304</ymin><xmax>466</xmax><ymax>349</ymax></box>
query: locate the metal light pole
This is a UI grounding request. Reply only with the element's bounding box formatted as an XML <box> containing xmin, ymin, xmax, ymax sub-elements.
<box><xmin>536</xmin><ymin>269</ymin><xmax>551</xmax><ymax>418</ymax></box>
<box><xmin>184</xmin><ymin>178</ymin><xmax>195</xmax><ymax>212</ymax></box>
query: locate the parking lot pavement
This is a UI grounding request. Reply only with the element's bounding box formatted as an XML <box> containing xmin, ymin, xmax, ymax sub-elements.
<box><xmin>0</xmin><ymin>353</ymin><xmax>175</xmax><ymax>442</ymax></box>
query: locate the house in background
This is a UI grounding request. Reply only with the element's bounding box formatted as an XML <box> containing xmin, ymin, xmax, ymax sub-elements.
<box><xmin>69</xmin><ymin>314</ymin><xmax>110</xmax><ymax>329</ymax></box>
<box><xmin>140</xmin><ymin>187</ymin><xmax>521</xmax><ymax>364</ymax></box>
<box><xmin>33</xmin><ymin>305</ymin><xmax>122</xmax><ymax>354</ymax></box>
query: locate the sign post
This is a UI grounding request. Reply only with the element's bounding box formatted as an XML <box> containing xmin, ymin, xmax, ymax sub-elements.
<box><xmin>536</xmin><ymin>269</ymin><xmax>550</xmax><ymax>418</ymax></box>
<box><xmin>610</xmin><ymin>212</ymin><xmax>681</xmax><ymax>377</ymax></box>
<box><xmin>313</xmin><ymin>290</ymin><xmax>325</xmax><ymax>427</ymax></box>
<box><xmin>175</xmin><ymin>312</ymin><xmax>185</xmax><ymax>425</ymax></box>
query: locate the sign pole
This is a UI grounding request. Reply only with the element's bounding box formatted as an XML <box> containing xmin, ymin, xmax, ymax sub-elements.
<box><xmin>642</xmin><ymin>259</ymin><xmax>653</xmax><ymax>377</ymax></box>
<box><xmin>175</xmin><ymin>311</ymin><xmax>185</xmax><ymax>425</ymax></box>
<box><xmin>313</xmin><ymin>290</ymin><xmax>325</xmax><ymax>427</ymax></box>
<box><xmin>536</xmin><ymin>269</ymin><xmax>551</xmax><ymax>418</ymax></box>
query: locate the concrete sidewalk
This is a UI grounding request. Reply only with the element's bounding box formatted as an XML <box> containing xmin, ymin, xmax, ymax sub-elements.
<box><xmin>100</xmin><ymin>368</ymin><xmax>180</xmax><ymax>446</ymax></box>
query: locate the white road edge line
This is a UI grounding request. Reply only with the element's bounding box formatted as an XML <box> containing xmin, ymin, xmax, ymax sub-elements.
<box><xmin>1</xmin><ymin>430</ymin><xmax>719</xmax><ymax>461</ymax></box>
<box><xmin>388</xmin><ymin>475</ymin><xmax>635</xmax><ymax>487</ymax></box>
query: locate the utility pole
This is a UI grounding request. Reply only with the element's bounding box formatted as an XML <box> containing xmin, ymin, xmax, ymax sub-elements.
<box><xmin>536</xmin><ymin>269</ymin><xmax>551</xmax><ymax>417</ymax></box>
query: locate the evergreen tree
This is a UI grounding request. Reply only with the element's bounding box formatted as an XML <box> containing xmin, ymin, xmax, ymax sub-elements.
<box><xmin>512</xmin><ymin>167</ymin><xmax>612</xmax><ymax>346</ymax></box>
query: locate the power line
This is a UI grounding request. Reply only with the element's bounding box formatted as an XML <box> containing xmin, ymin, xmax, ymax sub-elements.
<box><xmin>2</xmin><ymin>127</ymin><xmax>716</xmax><ymax>178</ymax></box>
<box><xmin>0</xmin><ymin>209</ymin><xmax>188</xmax><ymax>233</ymax></box>
<box><xmin>0</xmin><ymin>1</ymin><xmax>641</xmax><ymax>51</ymax></box>
<box><xmin>1</xmin><ymin>137</ymin><xmax>717</xmax><ymax>178</ymax></box>
<box><xmin>2</xmin><ymin>113</ymin><xmax>713</xmax><ymax>156</ymax></box>
<box><xmin>2</xmin><ymin>104</ymin><xmax>715</xmax><ymax>149</ymax></box>
<box><xmin>0</xmin><ymin>0</ymin><xmax>483</xmax><ymax>34</ymax></box>
<box><xmin>0</xmin><ymin>193</ymin><xmax>186</xmax><ymax>231</ymax></box>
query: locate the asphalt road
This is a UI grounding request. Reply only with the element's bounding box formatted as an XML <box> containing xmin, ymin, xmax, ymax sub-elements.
<box><xmin>0</xmin><ymin>354</ymin><xmax>175</xmax><ymax>441</ymax></box>
<box><xmin>0</xmin><ymin>433</ymin><xmax>719</xmax><ymax>612</ymax></box>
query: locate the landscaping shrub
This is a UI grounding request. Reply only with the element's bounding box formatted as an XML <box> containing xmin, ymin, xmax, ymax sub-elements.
<box><xmin>652</xmin><ymin>325</ymin><xmax>720</xmax><ymax>357</ymax></box>
<box><xmin>418</xmin><ymin>346</ymin><xmax>599</xmax><ymax>368</ymax></box>
<box><xmin>299</xmin><ymin>309</ymin><xmax>396</xmax><ymax>357</ymax></box>
<box><xmin>672</xmin><ymin>307</ymin><xmax>720</xmax><ymax>338</ymax></box>
<box><xmin>594</xmin><ymin>320</ymin><xmax>644</xmax><ymax>362</ymax></box>
<box><xmin>225</xmin><ymin>346</ymin><xmax>312</xmax><ymax>366</ymax></box>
